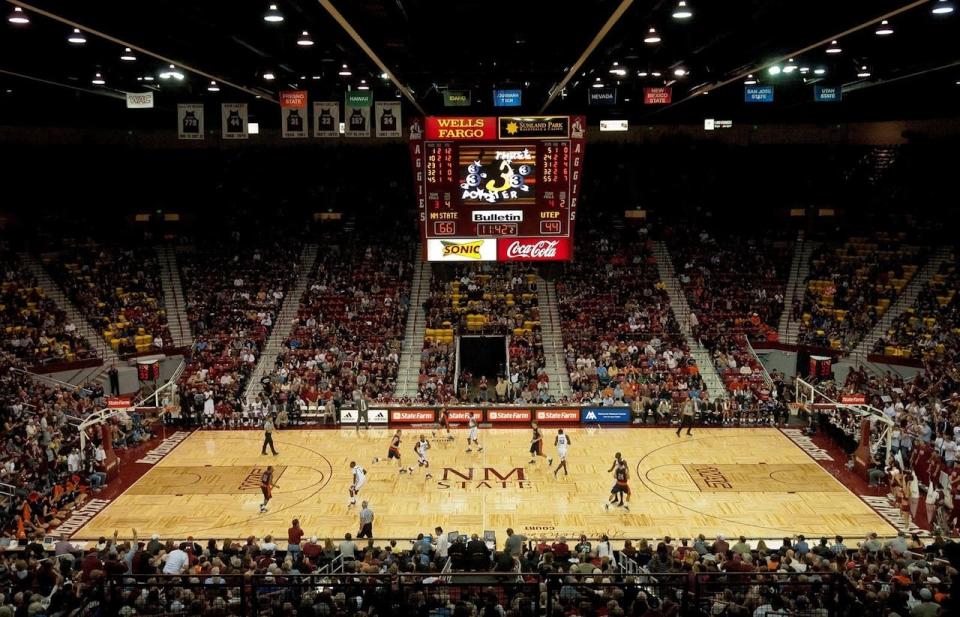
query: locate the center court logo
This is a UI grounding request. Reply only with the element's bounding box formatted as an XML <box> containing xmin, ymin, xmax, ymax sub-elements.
<box><xmin>437</xmin><ymin>467</ymin><xmax>530</xmax><ymax>490</ymax></box>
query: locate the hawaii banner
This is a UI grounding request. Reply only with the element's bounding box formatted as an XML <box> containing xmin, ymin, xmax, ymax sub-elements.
<box><xmin>344</xmin><ymin>91</ymin><xmax>371</xmax><ymax>137</ymax></box>
<box><xmin>221</xmin><ymin>103</ymin><xmax>248</xmax><ymax>139</ymax></box>
<box><xmin>177</xmin><ymin>104</ymin><xmax>204</xmax><ymax>140</ymax></box>
<box><xmin>280</xmin><ymin>91</ymin><xmax>308</xmax><ymax>138</ymax></box>
<box><xmin>313</xmin><ymin>101</ymin><xmax>340</xmax><ymax>138</ymax></box>
<box><xmin>375</xmin><ymin>101</ymin><xmax>402</xmax><ymax>138</ymax></box>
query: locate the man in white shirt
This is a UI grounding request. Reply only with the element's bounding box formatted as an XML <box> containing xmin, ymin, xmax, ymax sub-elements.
<box><xmin>162</xmin><ymin>543</ymin><xmax>189</xmax><ymax>574</ymax></box>
<box><xmin>339</xmin><ymin>533</ymin><xmax>357</xmax><ymax>560</ymax></box>
<box><xmin>434</xmin><ymin>526</ymin><xmax>450</xmax><ymax>559</ymax></box>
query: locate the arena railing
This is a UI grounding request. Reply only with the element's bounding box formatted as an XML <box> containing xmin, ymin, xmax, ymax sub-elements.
<box><xmin>93</xmin><ymin>571</ymin><xmax>857</xmax><ymax>617</ymax></box>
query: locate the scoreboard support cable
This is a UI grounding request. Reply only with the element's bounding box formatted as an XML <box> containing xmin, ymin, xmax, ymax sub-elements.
<box><xmin>409</xmin><ymin>115</ymin><xmax>586</xmax><ymax>262</ymax></box>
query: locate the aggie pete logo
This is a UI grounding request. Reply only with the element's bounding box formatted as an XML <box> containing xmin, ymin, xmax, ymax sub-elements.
<box><xmin>441</xmin><ymin>240</ymin><xmax>484</xmax><ymax>259</ymax></box>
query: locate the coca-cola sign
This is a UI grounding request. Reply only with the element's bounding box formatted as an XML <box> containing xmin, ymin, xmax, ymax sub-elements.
<box><xmin>497</xmin><ymin>237</ymin><xmax>571</xmax><ymax>261</ymax></box>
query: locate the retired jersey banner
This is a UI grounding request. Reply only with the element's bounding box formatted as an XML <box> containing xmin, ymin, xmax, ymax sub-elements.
<box><xmin>177</xmin><ymin>104</ymin><xmax>204</xmax><ymax>140</ymax></box>
<box><xmin>344</xmin><ymin>105</ymin><xmax>371</xmax><ymax>137</ymax></box>
<box><xmin>221</xmin><ymin>103</ymin><xmax>248</xmax><ymax>139</ymax></box>
<box><xmin>126</xmin><ymin>92</ymin><xmax>154</xmax><ymax>109</ymax></box>
<box><xmin>280</xmin><ymin>90</ymin><xmax>308</xmax><ymax>138</ymax></box>
<box><xmin>375</xmin><ymin>101</ymin><xmax>402</xmax><ymax>137</ymax></box>
<box><xmin>644</xmin><ymin>87</ymin><xmax>672</xmax><ymax>104</ymax></box>
<box><xmin>313</xmin><ymin>101</ymin><xmax>339</xmax><ymax>138</ymax></box>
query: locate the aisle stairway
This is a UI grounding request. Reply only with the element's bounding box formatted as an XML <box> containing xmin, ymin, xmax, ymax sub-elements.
<box><xmin>17</xmin><ymin>252</ymin><xmax>120</xmax><ymax>367</ymax></box>
<box><xmin>777</xmin><ymin>236</ymin><xmax>821</xmax><ymax>344</ymax></box>
<box><xmin>155</xmin><ymin>246</ymin><xmax>192</xmax><ymax>348</ymax></box>
<box><xmin>848</xmin><ymin>245</ymin><xmax>953</xmax><ymax>358</ymax></box>
<box><xmin>395</xmin><ymin>243</ymin><xmax>430</xmax><ymax>398</ymax></box>
<box><xmin>650</xmin><ymin>241</ymin><xmax>727</xmax><ymax>398</ymax></box>
<box><xmin>537</xmin><ymin>277</ymin><xmax>570</xmax><ymax>397</ymax></box>
<box><xmin>242</xmin><ymin>244</ymin><xmax>319</xmax><ymax>402</ymax></box>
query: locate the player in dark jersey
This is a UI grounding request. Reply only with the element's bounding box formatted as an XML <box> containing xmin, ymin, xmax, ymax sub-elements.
<box><xmin>259</xmin><ymin>465</ymin><xmax>278</xmax><ymax>513</ymax></box>
<box><xmin>433</xmin><ymin>407</ymin><xmax>453</xmax><ymax>441</ymax></box>
<box><xmin>606</xmin><ymin>452</ymin><xmax>631</xmax><ymax>506</ymax></box>
<box><xmin>528</xmin><ymin>422</ymin><xmax>547</xmax><ymax>464</ymax></box>
<box><xmin>388</xmin><ymin>429</ymin><xmax>413</xmax><ymax>474</ymax></box>
<box><xmin>607</xmin><ymin>464</ymin><xmax>630</xmax><ymax>511</ymax></box>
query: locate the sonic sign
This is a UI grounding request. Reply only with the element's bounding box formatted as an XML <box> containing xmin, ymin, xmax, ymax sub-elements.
<box><xmin>411</xmin><ymin>115</ymin><xmax>586</xmax><ymax>262</ymax></box>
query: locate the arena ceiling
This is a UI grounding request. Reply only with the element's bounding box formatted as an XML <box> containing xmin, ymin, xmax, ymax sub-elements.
<box><xmin>0</xmin><ymin>0</ymin><xmax>959</xmax><ymax>130</ymax></box>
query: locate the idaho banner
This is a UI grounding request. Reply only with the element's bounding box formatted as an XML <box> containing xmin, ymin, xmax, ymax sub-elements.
<box><xmin>313</xmin><ymin>101</ymin><xmax>339</xmax><ymax>138</ymax></box>
<box><xmin>344</xmin><ymin>91</ymin><xmax>371</xmax><ymax>138</ymax></box>
<box><xmin>280</xmin><ymin>90</ymin><xmax>308</xmax><ymax>138</ymax></box>
<box><xmin>375</xmin><ymin>101</ymin><xmax>402</xmax><ymax>137</ymax></box>
<box><xmin>221</xmin><ymin>103</ymin><xmax>248</xmax><ymax>139</ymax></box>
<box><xmin>177</xmin><ymin>104</ymin><xmax>204</xmax><ymax>140</ymax></box>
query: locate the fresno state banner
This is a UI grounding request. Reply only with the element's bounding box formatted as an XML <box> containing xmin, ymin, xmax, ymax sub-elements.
<box><xmin>280</xmin><ymin>91</ymin><xmax>308</xmax><ymax>138</ymax></box>
<box><xmin>498</xmin><ymin>238</ymin><xmax>571</xmax><ymax>261</ymax></box>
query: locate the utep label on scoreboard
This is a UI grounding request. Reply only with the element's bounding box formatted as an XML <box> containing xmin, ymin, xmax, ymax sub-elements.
<box><xmin>426</xmin><ymin>117</ymin><xmax>497</xmax><ymax>141</ymax></box>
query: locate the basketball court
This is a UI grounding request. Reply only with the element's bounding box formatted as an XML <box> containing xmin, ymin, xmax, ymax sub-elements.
<box><xmin>73</xmin><ymin>427</ymin><xmax>895</xmax><ymax>541</ymax></box>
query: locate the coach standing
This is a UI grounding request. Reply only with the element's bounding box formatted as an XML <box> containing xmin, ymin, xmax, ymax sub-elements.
<box><xmin>357</xmin><ymin>501</ymin><xmax>374</xmax><ymax>538</ymax></box>
<box><xmin>356</xmin><ymin>393</ymin><xmax>369</xmax><ymax>431</ymax></box>
<box><xmin>262</xmin><ymin>415</ymin><xmax>279</xmax><ymax>455</ymax></box>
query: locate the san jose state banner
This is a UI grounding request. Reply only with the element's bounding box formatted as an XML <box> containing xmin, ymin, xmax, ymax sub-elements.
<box><xmin>280</xmin><ymin>90</ymin><xmax>308</xmax><ymax>138</ymax></box>
<box><xmin>221</xmin><ymin>103</ymin><xmax>248</xmax><ymax>139</ymax></box>
<box><xmin>177</xmin><ymin>104</ymin><xmax>204</xmax><ymax>140</ymax></box>
<box><xmin>313</xmin><ymin>101</ymin><xmax>340</xmax><ymax>138</ymax></box>
<box><xmin>375</xmin><ymin>101</ymin><xmax>402</xmax><ymax>138</ymax></box>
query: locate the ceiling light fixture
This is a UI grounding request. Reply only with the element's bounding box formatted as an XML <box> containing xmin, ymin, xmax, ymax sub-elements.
<box><xmin>638</xmin><ymin>71</ymin><xmax>648</xmax><ymax>77</ymax></box>
<box><xmin>744</xmin><ymin>75</ymin><xmax>757</xmax><ymax>85</ymax></box>
<box><xmin>875</xmin><ymin>19</ymin><xmax>894</xmax><ymax>35</ymax></box>
<box><xmin>120</xmin><ymin>47</ymin><xmax>137</xmax><ymax>61</ymax></box>
<box><xmin>338</xmin><ymin>64</ymin><xmax>352</xmax><ymax>76</ymax></box>
<box><xmin>357</xmin><ymin>79</ymin><xmax>369</xmax><ymax>90</ymax></box>
<box><xmin>263</xmin><ymin>3</ymin><xmax>284</xmax><ymax>22</ymax></box>
<box><xmin>857</xmin><ymin>65</ymin><xmax>871</xmax><ymax>78</ymax></box>
<box><xmin>651</xmin><ymin>71</ymin><xmax>662</xmax><ymax>77</ymax></box>
<box><xmin>932</xmin><ymin>0</ymin><xmax>955</xmax><ymax>15</ymax></box>
<box><xmin>297</xmin><ymin>31</ymin><xmax>313</xmax><ymax>46</ymax></box>
<box><xmin>672</xmin><ymin>1</ymin><xmax>693</xmax><ymax>20</ymax></box>
<box><xmin>814</xmin><ymin>67</ymin><xmax>826</xmax><ymax>75</ymax></box>
<box><xmin>159</xmin><ymin>64</ymin><xmax>184</xmax><ymax>80</ymax></box>
<box><xmin>768</xmin><ymin>65</ymin><xmax>781</xmax><ymax>75</ymax></box>
<box><xmin>644</xmin><ymin>27</ymin><xmax>661</xmax><ymax>44</ymax></box>
<box><xmin>799</xmin><ymin>66</ymin><xmax>810</xmax><ymax>74</ymax></box>
<box><xmin>380</xmin><ymin>72</ymin><xmax>390</xmax><ymax>80</ymax></box>
<box><xmin>782</xmin><ymin>65</ymin><xmax>796</xmax><ymax>74</ymax></box>
<box><xmin>263</xmin><ymin>71</ymin><xmax>275</xmax><ymax>80</ymax></box>
<box><xmin>826</xmin><ymin>40</ymin><xmax>842</xmax><ymax>54</ymax></box>
<box><xmin>312</xmin><ymin>75</ymin><xmax>321</xmax><ymax>80</ymax></box>
<box><xmin>8</xmin><ymin>6</ymin><xmax>29</xmax><ymax>24</ymax></box>
<box><xmin>207</xmin><ymin>80</ymin><xmax>220</xmax><ymax>92</ymax></box>
<box><xmin>67</xmin><ymin>28</ymin><xmax>86</xmax><ymax>44</ymax></box>
<box><xmin>673</xmin><ymin>67</ymin><xmax>687</xmax><ymax>77</ymax></box>
<box><xmin>91</xmin><ymin>72</ymin><xmax>105</xmax><ymax>85</ymax></box>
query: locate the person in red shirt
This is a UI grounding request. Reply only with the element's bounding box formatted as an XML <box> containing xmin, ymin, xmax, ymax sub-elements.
<box><xmin>287</xmin><ymin>518</ymin><xmax>305</xmax><ymax>559</ymax></box>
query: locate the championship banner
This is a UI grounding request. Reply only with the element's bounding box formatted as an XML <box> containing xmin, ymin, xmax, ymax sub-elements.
<box><xmin>280</xmin><ymin>90</ymin><xmax>308</xmax><ymax>138</ymax></box>
<box><xmin>126</xmin><ymin>92</ymin><xmax>154</xmax><ymax>109</ymax></box>
<box><xmin>221</xmin><ymin>103</ymin><xmax>248</xmax><ymax>139</ymax></box>
<box><xmin>313</xmin><ymin>101</ymin><xmax>339</xmax><ymax>138</ymax></box>
<box><xmin>443</xmin><ymin>90</ymin><xmax>472</xmax><ymax>107</ymax></box>
<box><xmin>644</xmin><ymin>87</ymin><xmax>672</xmax><ymax>105</ymax></box>
<box><xmin>375</xmin><ymin>101</ymin><xmax>402</xmax><ymax>138</ymax></box>
<box><xmin>177</xmin><ymin>104</ymin><xmax>204</xmax><ymax>140</ymax></box>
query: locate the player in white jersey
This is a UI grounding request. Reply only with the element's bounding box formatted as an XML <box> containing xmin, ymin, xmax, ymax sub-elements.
<box><xmin>348</xmin><ymin>461</ymin><xmax>366</xmax><ymax>507</ymax></box>
<box><xmin>550</xmin><ymin>429</ymin><xmax>571</xmax><ymax>477</ymax></box>
<box><xmin>415</xmin><ymin>435</ymin><xmax>433</xmax><ymax>479</ymax></box>
<box><xmin>465</xmin><ymin>412</ymin><xmax>483</xmax><ymax>452</ymax></box>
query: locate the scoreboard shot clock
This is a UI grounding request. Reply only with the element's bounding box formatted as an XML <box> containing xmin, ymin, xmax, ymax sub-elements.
<box><xmin>409</xmin><ymin>115</ymin><xmax>586</xmax><ymax>262</ymax></box>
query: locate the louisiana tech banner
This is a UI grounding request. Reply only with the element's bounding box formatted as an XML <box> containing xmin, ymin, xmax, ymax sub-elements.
<box><xmin>221</xmin><ymin>103</ymin><xmax>248</xmax><ymax>139</ymax></box>
<box><xmin>280</xmin><ymin>91</ymin><xmax>308</xmax><ymax>138</ymax></box>
<box><xmin>313</xmin><ymin>101</ymin><xmax>339</xmax><ymax>138</ymax></box>
<box><xmin>177</xmin><ymin>104</ymin><xmax>204</xmax><ymax>140</ymax></box>
<box><xmin>375</xmin><ymin>101</ymin><xmax>402</xmax><ymax>138</ymax></box>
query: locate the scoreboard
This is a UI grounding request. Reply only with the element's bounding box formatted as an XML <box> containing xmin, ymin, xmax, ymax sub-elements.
<box><xmin>409</xmin><ymin>115</ymin><xmax>586</xmax><ymax>262</ymax></box>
